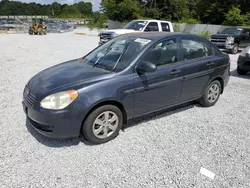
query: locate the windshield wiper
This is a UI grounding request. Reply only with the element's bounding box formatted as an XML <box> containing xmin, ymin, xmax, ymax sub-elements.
<box><xmin>93</xmin><ymin>41</ymin><xmax>115</xmax><ymax>68</ymax></box>
<box><xmin>111</xmin><ymin>43</ymin><xmax>130</xmax><ymax>72</ymax></box>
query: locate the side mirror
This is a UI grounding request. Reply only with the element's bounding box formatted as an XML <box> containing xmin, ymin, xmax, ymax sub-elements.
<box><xmin>136</xmin><ymin>61</ymin><xmax>157</xmax><ymax>74</ymax></box>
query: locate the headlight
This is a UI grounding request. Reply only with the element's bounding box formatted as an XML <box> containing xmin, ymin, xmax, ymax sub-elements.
<box><xmin>40</xmin><ymin>90</ymin><xmax>78</xmax><ymax>110</ymax></box>
<box><xmin>227</xmin><ymin>37</ymin><xmax>234</xmax><ymax>43</ymax></box>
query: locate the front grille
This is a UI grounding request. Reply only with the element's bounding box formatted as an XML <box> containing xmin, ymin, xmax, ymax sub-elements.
<box><xmin>100</xmin><ymin>33</ymin><xmax>112</xmax><ymax>40</ymax></box>
<box><xmin>210</xmin><ymin>37</ymin><xmax>227</xmax><ymax>43</ymax></box>
<box><xmin>23</xmin><ymin>86</ymin><xmax>36</xmax><ymax>108</ymax></box>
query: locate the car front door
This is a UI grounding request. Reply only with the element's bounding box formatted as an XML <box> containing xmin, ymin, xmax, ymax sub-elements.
<box><xmin>240</xmin><ymin>29</ymin><xmax>250</xmax><ymax>48</ymax></box>
<box><xmin>179</xmin><ymin>37</ymin><xmax>215</xmax><ymax>102</ymax></box>
<box><xmin>132</xmin><ymin>38</ymin><xmax>184</xmax><ymax>117</ymax></box>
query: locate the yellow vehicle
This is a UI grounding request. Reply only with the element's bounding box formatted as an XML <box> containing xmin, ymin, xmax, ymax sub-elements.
<box><xmin>29</xmin><ymin>18</ymin><xmax>47</xmax><ymax>35</ymax></box>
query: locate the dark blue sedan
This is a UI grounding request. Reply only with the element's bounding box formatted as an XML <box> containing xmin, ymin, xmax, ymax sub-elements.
<box><xmin>22</xmin><ymin>32</ymin><xmax>230</xmax><ymax>144</ymax></box>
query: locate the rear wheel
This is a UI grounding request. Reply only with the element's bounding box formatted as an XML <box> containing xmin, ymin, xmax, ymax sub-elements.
<box><xmin>199</xmin><ymin>80</ymin><xmax>221</xmax><ymax>107</ymax></box>
<box><xmin>237</xmin><ymin>66</ymin><xmax>248</xmax><ymax>75</ymax></box>
<box><xmin>82</xmin><ymin>105</ymin><xmax>123</xmax><ymax>144</ymax></box>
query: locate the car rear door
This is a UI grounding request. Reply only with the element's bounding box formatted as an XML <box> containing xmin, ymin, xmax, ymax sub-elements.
<box><xmin>132</xmin><ymin>37</ymin><xmax>184</xmax><ymax>117</ymax></box>
<box><xmin>179</xmin><ymin>37</ymin><xmax>216</xmax><ymax>102</ymax></box>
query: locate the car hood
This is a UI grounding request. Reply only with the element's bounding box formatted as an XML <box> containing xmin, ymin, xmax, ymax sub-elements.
<box><xmin>211</xmin><ymin>34</ymin><xmax>235</xmax><ymax>38</ymax></box>
<box><xmin>100</xmin><ymin>29</ymin><xmax>140</xmax><ymax>35</ymax></box>
<box><xmin>27</xmin><ymin>58</ymin><xmax>115</xmax><ymax>95</ymax></box>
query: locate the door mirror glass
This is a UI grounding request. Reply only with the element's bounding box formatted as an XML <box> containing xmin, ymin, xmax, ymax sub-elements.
<box><xmin>136</xmin><ymin>61</ymin><xmax>157</xmax><ymax>74</ymax></box>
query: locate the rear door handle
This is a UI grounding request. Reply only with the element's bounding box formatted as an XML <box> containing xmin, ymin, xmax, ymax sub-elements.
<box><xmin>207</xmin><ymin>62</ymin><xmax>215</xmax><ymax>66</ymax></box>
<box><xmin>170</xmin><ymin>69</ymin><xmax>181</xmax><ymax>75</ymax></box>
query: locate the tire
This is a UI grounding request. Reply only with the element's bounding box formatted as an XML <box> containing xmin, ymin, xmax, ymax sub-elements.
<box><xmin>231</xmin><ymin>43</ymin><xmax>239</xmax><ymax>54</ymax></box>
<box><xmin>199</xmin><ymin>80</ymin><xmax>221</xmax><ymax>107</ymax></box>
<box><xmin>237</xmin><ymin>66</ymin><xmax>248</xmax><ymax>75</ymax></box>
<box><xmin>82</xmin><ymin>105</ymin><xmax>123</xmax><ymax>144</ymax></box>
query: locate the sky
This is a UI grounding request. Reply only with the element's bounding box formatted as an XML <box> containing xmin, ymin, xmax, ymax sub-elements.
<box><xmin>13</xmin><ymin>0</ymin><xmax>101</xmax><ymax>11</ymax></box>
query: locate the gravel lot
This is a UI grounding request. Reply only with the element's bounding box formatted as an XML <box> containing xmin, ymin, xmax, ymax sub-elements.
<box><xmin>1</xmin><ymin>30</ymin><xmax>250</xmax><ymax>188</ymax></box>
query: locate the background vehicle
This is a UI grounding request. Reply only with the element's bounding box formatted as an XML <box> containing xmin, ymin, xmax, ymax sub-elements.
<box><xmin>237</xmin><ymin>46</ymin><xmax>250</xmax><ymax>75</ymax></box>
<box><xmin>22</xmin><ymin>33</ymin><xmax>230</xmax><ymax>144</ymax></box>
<box><xmin>98</xmin><ymin>19</ymin><xmax>174</xmax><ymax>45</ymax></box>
<box><xmin>210</xmin><ymin>27</ymin><xmax>250</xmax><ymax>54</ymax></box>
<box><xmin>29</xmin><ymin>18</ymin><xmax>47</xmax><ymax>35</ymax></box>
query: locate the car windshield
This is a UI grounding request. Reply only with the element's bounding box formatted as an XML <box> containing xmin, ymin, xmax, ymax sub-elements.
<box><xmin>123</xmin><ymin>20</ymin><xmax>148</xmax><ymax>31</ymax></box>
<box><xmin>82</xmin><ymin>36</ymin><xmax>152</xmax><ymax>72</ymax></box>
<box><xmin>220</xmin><ymin>28</ymin><xmax>242</xmax><ymax>35</ymax></box>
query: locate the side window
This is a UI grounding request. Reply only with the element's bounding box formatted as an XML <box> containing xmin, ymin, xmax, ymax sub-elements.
<box><xmin>144</xmin><ymin>22</ymin><xmax>159</xmax><ymax>32</ymax></box>
<box><xmin>243</xmin><ymin>29</ymin><xmax>250</xmax><ymax>36</ymax></box>
<box><xmin>161</xmin><ymin>22</ymin><xmax>170</xmax><ymax>32</ymax></box>
<box><xmin>141</xmin><ymin>38</ymin><xmax>178</xmax><ymax>66</ymax></box>
<box><xmin>181</xmin><ymin>39</ymin><xmax>213</xmax><ymax>61</ymax></box>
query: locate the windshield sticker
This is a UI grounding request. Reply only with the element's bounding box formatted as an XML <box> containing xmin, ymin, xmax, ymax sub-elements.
<box><xmin>134</xmin><ymin>38</ymin><xmax>151</xmax><ymax>45</ymax></box>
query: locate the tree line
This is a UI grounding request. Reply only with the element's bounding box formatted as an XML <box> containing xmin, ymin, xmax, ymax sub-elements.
<box><xmin>101</xmin><ymin>0</ymin><xmax>250</xmax><ymax>26</ymax></box>
<box><xmin>0</xmin><ymin>0</ymin><xmax>93</xmax><ymax>18</ymax></box>
<box><xmin>1</xmin><ymin>0</ymin><xmax>250</xmax><ymax>26</ymax></box>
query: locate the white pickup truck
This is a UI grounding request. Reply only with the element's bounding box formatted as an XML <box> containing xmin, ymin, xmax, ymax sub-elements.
<box><xmin>98</xmin><ymin>19</ymin><xmax>174</xmax><ymax>45</ymax></box>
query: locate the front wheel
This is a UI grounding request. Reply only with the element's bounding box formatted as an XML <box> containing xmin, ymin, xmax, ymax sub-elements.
<box><xmin>237</xmin><ymin>66</ymin><xmax>248</xmax><ymax>75</ymax></box>
<box><xmin>231</xmin><ymin>43</ymin><xmax>239</xmax><ymax>54</ymax></box>
<box><xmin>199</xmin><ymin>80</ymin><xmax>221</xmax><ymax>107</ymax></box>
<box><xmin>82</xmin><ymin>105</ymin><xmax>123</xmax><ymax>144</ymax></box>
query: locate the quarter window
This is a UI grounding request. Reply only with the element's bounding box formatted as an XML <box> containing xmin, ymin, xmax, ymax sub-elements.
<box><xmin>141</xmin><ymin>38</ymin><xmax>178</xmax><ymax>66</ymax></box>
<box><xmin>181</xmin><ymin>39</ymin><xmax>213</xmax><ymax>60</ymax></box>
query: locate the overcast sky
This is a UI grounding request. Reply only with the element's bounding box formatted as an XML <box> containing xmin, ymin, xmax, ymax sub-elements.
<box><xmin>12</xmin><ymin>0</ymin><xmax>101</xmax><ymax>11</ymax></box>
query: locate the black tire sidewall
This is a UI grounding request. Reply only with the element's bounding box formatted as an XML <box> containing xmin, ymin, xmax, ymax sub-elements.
<box><xmin>201</xmin><ymin>80</ymin><xmax>221</xmax><ymax>107</ymax></box>
<box><xmin>231</xmin><ymin>44</ymin><xmax>239</xmax><ymax>54</ymax></box>
<box><xmin>237</xmin><ymin>66</ymin><xmax>247</xmax><ymax>75</ymax></box>
<box><xmin>82</xmin><ymin>105</ymin><xmax>123</xmax><ymax>144</ymax></box>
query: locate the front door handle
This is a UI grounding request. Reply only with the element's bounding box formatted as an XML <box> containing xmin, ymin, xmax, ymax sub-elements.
<box><xmin>170</xmin><ymin>69</ymin><xmax>181</xmax><ymax>75</ymax></box>
<box><xmin>207</xmin><ymin>62</ymin><xmax>215</xmax><ymax>66</ymax></box>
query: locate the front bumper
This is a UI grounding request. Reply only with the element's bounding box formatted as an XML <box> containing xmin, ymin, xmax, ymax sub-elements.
<box><xmin>237</xmin><ymin>55</ymin><xmax>250</xmax><ymax>71</ymax></box>
<box><xmin>211</xmin><ymin>42</ymin><xmax>234</xmax><ymax>50</ymax></box>
<box><xmin>22</xmin><ymin>101</ymin><xmax>81</xmax><ymax>139</ymax></box>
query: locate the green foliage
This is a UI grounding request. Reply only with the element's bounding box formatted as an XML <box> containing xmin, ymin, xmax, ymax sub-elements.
<box><xmin>243</xmin><ymin>13</ymin><xmax>250</xmax><ymax>26</ymax></box>
<box><xmin>2</xmin><ymin>0</ymin><xmax>250</xmax><ymax>26</ymax></box>
<box><xmin>173</xmin><ymin>23</ymin><xmax>181</xmax><ymax>32</ymax></box>
<box><xmin>179</xmin><ymin>18</ymin><xmax>200</xmax><ymax>24</ymax></box>
<box><xmin>223</xmin><ymin>6</ymin><xmax>245</xmax><ymax>26</ymax></box>
<box><xmin>197</xmin><ymin>31</ymin><xmax>210</xmax><ymax>40</ymax></box>
<box><xmin>0</xmin><ymin>0</ymin><xmax>93</xmax><ymax>18</ymax></box>
<box><xmin>101</xmin><ymin>0</ymin><xmax>141</xmax><ymax>22</ymax></box>
<box><xmin>87</xmin><ymin>12</ymin><xmax>107</xmax><ymax>30</ymax></box>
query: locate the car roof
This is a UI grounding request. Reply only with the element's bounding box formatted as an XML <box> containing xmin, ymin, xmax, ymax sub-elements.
<box><xmin>134</xmin><ymin>19</ymin><xmax>172</xmax><ymax>23</ymax></box>
<box><xmin>120</xmin><ymin>32</ymin><xmax>201</xmax><ymax>41</ymax></box>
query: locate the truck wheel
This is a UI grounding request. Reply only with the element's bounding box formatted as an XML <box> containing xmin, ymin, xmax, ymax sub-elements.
<box><xmin>237</xmin><ymin>66</ymin><xmax>248</xmax><ymax>75</ymax></box>
<box><xmin>231</xmin><ymin>44</ymin><xmax>239</xmax><ymax>54</ymax></box>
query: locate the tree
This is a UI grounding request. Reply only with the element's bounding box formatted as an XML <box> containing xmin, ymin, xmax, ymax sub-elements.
<box><xmin>101</xmin><ymin>0</ymin><xmax>141</xmax><ymax>22</ymax></box>
<box><xmin>223</xmin><ymin>6</ymin><xmax>245</xmax><ymax>26</ymax></box>
<box><xmin>50</xmin><ymin>2</ymin><xmax>61</xmax><ymax>17</ymax></box>
<box><xmin>76</xmin><ymin>2</ymin><xmax>92</xmax><ymax>15</ymax></box>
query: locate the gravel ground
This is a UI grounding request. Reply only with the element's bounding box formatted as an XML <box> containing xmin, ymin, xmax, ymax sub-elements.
<box><xmin>1</xmin><ymin>31</ymin><xmax>250</xmax><ymax>188</ymax></box>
